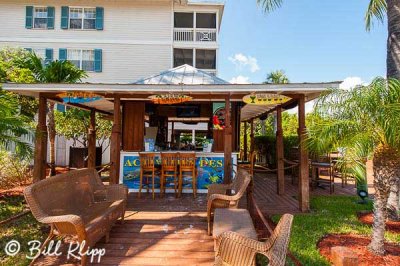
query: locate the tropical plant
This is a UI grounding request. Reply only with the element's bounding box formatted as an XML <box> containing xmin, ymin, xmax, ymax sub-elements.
<box><xmin>0</xmin><ymin>91</ymin><xmax>33</xmax><ymax>159</ymax></box>
<box><xmin>54</xmin><ymin>108</ymin><xmax>112</xmax><ymax>154</ymax></box>
<box><xmin>24</xmin><ymin>53</ymin><xmax>87</xmax><ymax>176</ymax></box>
<box><xmin>0</xmin><ymin>150</ymin><xmax>33</xmax><ymax>189</ymax></box>
<box><xmin>307</xmin><ymin>78</ymin><xmax>400</xmax><ymax>255</ymax></box>
<box><xmin>264</xmin><ymin>69</ymin><xmax>289</xmax><ymax>84</ymax></box>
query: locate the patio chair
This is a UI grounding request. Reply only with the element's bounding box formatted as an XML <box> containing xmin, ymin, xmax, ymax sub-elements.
<box><xmin>207</xmin><ymin>168</ymin><xmax>252</xmax><ymax>235</ymax></box>
<box><xmin>215</xmin><ymin>214</ymin><xmax>294</xmax><ymax>266</ymax></box>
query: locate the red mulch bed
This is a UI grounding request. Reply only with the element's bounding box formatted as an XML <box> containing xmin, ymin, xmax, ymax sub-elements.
<box><xmin>318</xmin><ymin>234</ymin><xmax>400</xmax><ymax>266</ymax></box>
<box><xmin>358</xmin><ymin>211</ymin><xmax>400</xmax><ymax>233</ymax></box>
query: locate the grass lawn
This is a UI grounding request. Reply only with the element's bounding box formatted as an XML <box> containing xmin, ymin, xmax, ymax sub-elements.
<box><xmin>273</xmin><ymin>195</ymin><xmax>400</xmax><ymax>265</ymax></box>
<box><xmin>0</xmin><ymin>195</ymin><xmax>46</xmax><ymax>266</ymax></box>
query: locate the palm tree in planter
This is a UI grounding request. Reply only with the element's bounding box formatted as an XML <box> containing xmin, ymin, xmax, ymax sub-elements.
<box><xmin>25</xmin><ymin>53</ymin><xmax>87</xmax><ymax>176</ymax></box>
<box><xmin>307</xmin><ymin>78</ymin><xmax>400</xmax><ymax>255</ymax></box>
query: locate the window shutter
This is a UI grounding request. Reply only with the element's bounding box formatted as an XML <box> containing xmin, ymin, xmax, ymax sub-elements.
<box><xmin>25</xmin><ymin>48</ymin><xmax>32</xmax><ymax>52</ymax></box>
<box><xmin>95</xmin><ymin>7</ymin><xmax>104</xmax><ymax>30</ymax></box>
<box><xmin>47</xmin><ymin>7</ymin><xmax>55</xmax><ymax>29</ymax></box>
<box><xmin>25</xmin><ymin>6</ymin><xmax>33</xmax><ymax>29</ymax></box>
<box><xmin>61</xmin><ymin>6</ymin><xmax>69</xmax><ymax>29</ymax></box>
<box><xmin>59</xmin><ymin>48</ymin><xmax>67</xmax><ymax>61</ymax></box>
<box><xmin>56</xmin><ymin>104</ymin><xmax>66</xmax><ymax>112</ymax></box>
<box><xmin>94</xmin><ymin>49</ymin><xmax>102</xmax><ymax>72</ymax></box>
<box><xmin>45</xmin><ymin>48</ymin><xmax>53</xmax><ymax>64</ymax></box>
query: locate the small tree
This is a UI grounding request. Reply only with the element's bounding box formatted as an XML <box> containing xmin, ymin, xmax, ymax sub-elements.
<box><xmin>25</xmin><ymin>53</ymin><xmax>87</xmax><ymax>176</ymax></box>
<box><xmin>55</xmin><ymin>108</ymin><xmax>112</xmax><ymax>154</ymax></box>
<box><xmin>307</xmin><ymin>78</ymin><xmax>400</xmax><ymax>255</ymax></box>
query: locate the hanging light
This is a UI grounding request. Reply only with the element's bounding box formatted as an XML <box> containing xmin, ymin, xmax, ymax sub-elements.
<box><xmin>149</xmin><ymin>94</ymin><xmax>192</xmax><ymax>105</ymax></box>
<box><xmin>57</xmin><ymin>92</ymin><xmax>103</xmax><ymax>104</ymax></box>
<box><xmin>242</xmin><ymin>93</ymin><xmax>291</xmax><ymax>105</ymax></box>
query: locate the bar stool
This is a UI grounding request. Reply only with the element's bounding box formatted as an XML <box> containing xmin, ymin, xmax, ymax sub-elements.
<box><xmin>178</xmin><ymin>152</ymin><xmax>197</xmax><ymax>198</ymax></box>
<box><xmin>138</xmin><ymin>152</ymin><xmax>158</xmax><ymax>200</ymax></box>
<box><xmin>160</xmin><ymin>152</ymin><xmax>179</xmax><ymax>197</ymax></box>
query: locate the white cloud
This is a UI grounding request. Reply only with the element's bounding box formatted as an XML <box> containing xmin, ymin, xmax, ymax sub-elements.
<box><xmin>229</xmin><ymin>75</ymin><xmax>250</xmax><ymax>84</ymax></box>
<box><xmin>340</xmin><ymin>77</ymin><xmax>365</xmax><ymax>90</ymax></box>
<box><xmin>228</xmin><ymin>53</ymin><xmax>260</xmax><ymax>73</ymax></box>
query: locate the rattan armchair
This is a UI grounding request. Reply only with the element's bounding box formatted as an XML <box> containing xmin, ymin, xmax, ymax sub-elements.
<box><xmin>215</xmin><ymin>214</ymin><xmax>294</xmax><ymax>266</ymax></box>
<box><xmin>24</xmin><ymin>168</ymin><xmax>128</xmax><ymax>266</ymax></box>
<box><xmin>207</xmin><ymin>168</ymin><xmax>251</xmax><ymax>235</ymax></box>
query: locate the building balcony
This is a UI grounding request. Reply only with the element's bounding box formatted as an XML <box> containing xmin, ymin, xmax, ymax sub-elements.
<box><xmin>174</xmin><ymin>28</ymin><xmax>217</xmax><ymax>43</ymax></box>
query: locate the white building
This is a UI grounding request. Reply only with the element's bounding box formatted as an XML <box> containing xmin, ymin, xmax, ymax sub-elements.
<box><xmin>0</xmin><ymin>0</ymin><xmax>225</xmax><ymax>166</ymax></box>
<box><xmin>0</xmin><ymin>0</ymin><xmax>224</xmax><ymax>83</ymax></box>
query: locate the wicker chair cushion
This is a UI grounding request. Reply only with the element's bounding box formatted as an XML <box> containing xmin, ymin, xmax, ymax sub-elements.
<box><xmin>213</xmin><ymin>208</ymin><xmax>257</xmax><ymax>240</ymax></box>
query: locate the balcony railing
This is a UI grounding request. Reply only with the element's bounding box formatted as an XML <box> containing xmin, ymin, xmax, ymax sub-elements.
<box><xmin>174</xmin><ymin>28</ymin><xmax>217</xmax><ymax>42</ymax></box>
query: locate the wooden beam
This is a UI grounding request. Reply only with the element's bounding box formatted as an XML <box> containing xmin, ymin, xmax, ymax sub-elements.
<box><xmin>276</xmin><ymin>106</ymin><xmax>285</xmax><ymax>195</ymax></box>
<box><xmin>298</xmin><ymin>95</ymin><xmax>310</xmax><ymax>212</ymax></box>
<box><xmin>250</xmin><ymin>119</ymin><xmax>255</xmax><ymax>153</ymax></box>
<box><xmin>110</xmin><ymin>96</ymin><xmax>122</xmax><ymax>184</ymax></box>
<box><xmin>243</xmin><ymin>122</ymin><xmax>248</xmax><ymax>161</ymax></box>
<box><xmin>224</xmin><ymin>95</ymin><xmax>232</xmax><ymax>184</ymax></box>
<box><xmin>87</xmin><ymin>109</ymin><xmax>96</xmax><ymax>169</ymax></box>
<box><xmin>33</xmin><ymin>94</ymin><xmax>48</xmax><ymax>182</ymax></box>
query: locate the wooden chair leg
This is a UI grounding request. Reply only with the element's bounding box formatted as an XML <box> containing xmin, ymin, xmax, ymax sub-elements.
<box><xmin>138</xmin><ymin>170</ymin><xmax>143</xmax><ymax>198</ymax></box>
<box><xmin>178</xmin><ymin>172</ymin><xmax>183</xmax><ymax>198</ymax></box>
<box><xmin>152</xmin><ymin>172</ymin><xmax>155</xmax><ymax>200</ymax></box>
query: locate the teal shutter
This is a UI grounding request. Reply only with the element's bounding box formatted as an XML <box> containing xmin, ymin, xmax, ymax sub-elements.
<box><xmin>56</xmin><ymin>104</ymin><xmax>66</xmax><ymax>112</ymax></box>
<box><xmin>47</xmin><ymin>7</ymin><xmax>55</xmax><ymax>29</ymax></box>
<box><xmin>61</xmin><ymin>6</ymin><xmax>69</xmax><ymax>29</ymax></box>
<box><xmin>25</xmin><ymin>6</ymin><xmax>33</xmax><ymax>29</ymax></box>
<box><xmin>94</xmin><ymin>49</ymin><xmax>102</xmax><ymax>72</ymax></box>
<box><xmin>45</xmin><ymin>48</ymin><xmax>53</xmax><ymax>64</ymax></box>
<box><xmin>95</xmin><ymin>7</ymin><xmax>104</xmax><ymax>30</ymax></box>
<box><xmin>59</xmin><ymin>48</ymin><xmax>67</xmax><ymax>61</ymax></box>
<box><xmin>25</xmin><ymin>48</ymin><xmax>32</xmax><ymax>52</ymax></box>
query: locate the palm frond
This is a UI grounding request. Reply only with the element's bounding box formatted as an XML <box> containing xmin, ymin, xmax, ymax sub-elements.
<box><xmin>365</xmin><ymin>0</ymin><xmax>387</xmax><ymax>31</ymax></box>
<box><xmin>256</xmin><ymin>0</ymin><xmax>283</xmax><ymax>13</ymax></box>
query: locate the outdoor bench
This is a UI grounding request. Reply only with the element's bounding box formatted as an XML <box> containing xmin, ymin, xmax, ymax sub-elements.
<box><xmin>24</xmin><ymin>168</ymin><xmax>128</xmax><ymax>265</ymax></box>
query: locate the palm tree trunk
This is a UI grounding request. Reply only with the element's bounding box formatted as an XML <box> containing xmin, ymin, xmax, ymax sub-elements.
<box><xmin>387</xmin><ymin>0</ymin><xmax>400</xmax><ymax>79</ymax></box>
<box><xmin>368</xmin><ymin>145</ymin><xmax>400</xmax><ymax>255</ymax></box>
<box><xmin>386</xmin><ymin>0</ymin><xmax>400</xmax><ymax>222</ymax></box>
<box><xmin>47</xmin><ymin>102</ymin><xmax>56</xmax><ymax>176</ymax></box>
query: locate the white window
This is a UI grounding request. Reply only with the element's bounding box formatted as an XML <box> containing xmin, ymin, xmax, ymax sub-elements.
<box><xmin>69</xmin><ymin>7</ymin><xmax>96</xmax><ymax>29</ymax></box>
<box><xmin>34</xmin><ymin>7</ymin><xmax>48</xmax><ymax>29</ymax></box>
<box><xmin>67</xmin><ymin>49</ymin><xmax>95</xmax><ymax>71</ymax></box>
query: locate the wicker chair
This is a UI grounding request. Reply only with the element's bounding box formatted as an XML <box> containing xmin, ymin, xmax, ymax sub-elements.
<box><xmin>215</xmin><ymin>214</ymin><xmax>294</xmax><ymax>266</ymax></box>
<box><xmin>207</xmin><ymin>168</ymin><xmax>251</xmax><ymax>235</ymax></box>
<box><xmin>24</xmin><ymin>168</ymin><xmax>128</xmax><ymax>266</ymax></box>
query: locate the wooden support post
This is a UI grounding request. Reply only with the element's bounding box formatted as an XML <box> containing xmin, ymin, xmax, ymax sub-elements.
<box><xmin>171</xmin><ymin>122</ymin><xmax>175</xmax><ymax>144</ymax></box>
<box><xmin>243</xmin><ymin>122</ymin><xmax>248</xmax><ymax>161</ymax></box>
<box><xmin>298</xmin><ymin>95</ymin><xmax>310</xmax><ymax>212</ymax></box>
<box><xmin>33</xmin><ymin>95</ymin><xmax>48</xmax><ymax>182</ymax></box>
<box><xmin>110</xmin><ymin>97</ymin><xmax>121</xmax><ymax>184</ymax></box>
<box><xmin>224</xmin><ymin>95</ymin><xmax>232</xmax><ymax>184</ymax></box>
<box><xmin>276</xmin><ymin>107</ymin><xmax>285</xmax><ymax>195</ymax></box>
<box><xmin>87</xmin><ymin>109</ymin><xmax>96</xmax><ymax>169</ymax></box>
<box><xmin>250</xmin><ymin>119</ymin><xmax>254</xmax><ymax>153</ymax></box>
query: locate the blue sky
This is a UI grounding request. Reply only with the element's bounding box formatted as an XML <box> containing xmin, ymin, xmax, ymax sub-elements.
<box><xmin>217</xmin><ymin>0</ymin><xmax>387</xmax><ymax>86</ymax></box>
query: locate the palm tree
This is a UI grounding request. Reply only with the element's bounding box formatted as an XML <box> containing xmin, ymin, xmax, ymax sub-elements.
<box><xmin>264</xmin><ymin>70</ymin><xmax>289</xmax><ymax>84</ymax></box>
<box><xmin>25</xmin><ymin>53</ymin><xmax>87</xmax><ymax>176</ymax></box>
<box><xmin>307</xmin><ymin>78</ymin><xmax>400</xmax><ymax>255</ymax></box>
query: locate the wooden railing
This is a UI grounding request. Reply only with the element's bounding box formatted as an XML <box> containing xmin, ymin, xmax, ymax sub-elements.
<box><xmin>174</xmin><ymin>28</ymin><xmax>217</xmax><ymax>42</ymax></box>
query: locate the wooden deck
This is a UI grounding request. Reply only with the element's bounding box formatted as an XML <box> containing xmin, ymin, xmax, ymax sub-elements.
<box><xmin>36</xmin><ymin>173</ymin><xmax>358</xmax><ymax>265</ymax></box>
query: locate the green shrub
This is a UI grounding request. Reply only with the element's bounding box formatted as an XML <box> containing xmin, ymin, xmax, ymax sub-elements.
<box><xmin>254</xmin><ymin>134</ymin><xmax>299</xmax><ymax>167</ymax></box>
<box><xmin>0</xmin><ymin>150</ymin><xmax>32</xmax><ymax>190</ymax></box>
